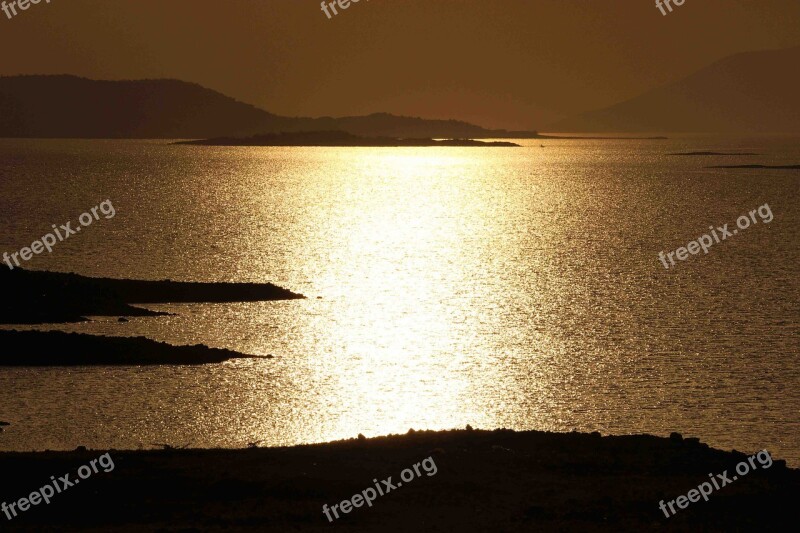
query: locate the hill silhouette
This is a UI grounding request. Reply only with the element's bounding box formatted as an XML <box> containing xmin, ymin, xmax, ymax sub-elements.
<box><xmin>0</xmin><ymin>75</ymin><xmax>538</xmax><ymax>139</ymax></box>
<box><xmin>549</xmin><ymin>46</ymin><xmax>800</xmax><ymax>134</ymax></box>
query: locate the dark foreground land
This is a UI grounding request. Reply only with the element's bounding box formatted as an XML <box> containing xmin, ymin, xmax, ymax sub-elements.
<box><xmin>0</xmin><ymin>268</ymin><xmax>304</xmax><ymax>325</ymax></box>
<box><xmin>0</xmin><ymin>429</ymin><xmax>797</xmax><ymax>532</ymax></box>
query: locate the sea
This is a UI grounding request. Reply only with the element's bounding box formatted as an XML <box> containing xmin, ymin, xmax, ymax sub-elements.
<box><xmin>0</xmin><ymin>137</ymin><xmax>798</xmax><ymax>465</ymax></box>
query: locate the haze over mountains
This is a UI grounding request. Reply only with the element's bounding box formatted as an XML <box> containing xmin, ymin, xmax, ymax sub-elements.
<box><xmin>0</xmin><ymin>46</ymin><xmax>797</xmax><ymax>138</ymax></box>
<box><xmin>550</xmin><ymin>46</ymin><xmax>800</xmax><ymax>134</ymax></box>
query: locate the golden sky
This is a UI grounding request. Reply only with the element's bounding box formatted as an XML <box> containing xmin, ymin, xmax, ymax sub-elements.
<box><xmin>1</xmin><ymin>0</ymin><xmax>798</xmax><ymax>129</ymax></box>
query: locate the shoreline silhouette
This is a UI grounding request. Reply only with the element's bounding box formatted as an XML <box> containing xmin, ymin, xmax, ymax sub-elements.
<box><xmin>1</xmin><ymin>267</ymin><xmax>304</xmax><ymax>325</ymax></box>
<box><xmin>0</xmin><ymin>330</ymin><xmax>262</xmax><ymax>366</ymax></box>
<box><xmin>0</xmin><ymin>429</ymin><xmax>796</xmax><ymax>530</ymax></box>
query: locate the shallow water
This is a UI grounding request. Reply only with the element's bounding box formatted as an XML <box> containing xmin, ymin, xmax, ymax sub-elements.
<box><xmin>0</xmin><ymin>137</ymin><xmax>798</xmax><ymax>465</ymax></box>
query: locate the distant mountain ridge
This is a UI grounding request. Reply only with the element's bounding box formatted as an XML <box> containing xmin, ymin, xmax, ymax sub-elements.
<box><xmin>549</xmin><ymin>46</ymin><xmax>800</xmax><ymax>134</ymax></box>
<box><xmin>0</xmin><ymin>75</ymin><xmax>539</xmax><ymax>139</ymax></box>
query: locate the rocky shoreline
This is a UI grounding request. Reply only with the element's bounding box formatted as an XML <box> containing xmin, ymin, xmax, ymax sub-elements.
<box><xmin>0</xmin><ymin>428</ymin><xmax>796</xmax><ymax>531</ymax></box>
<box><xmin>0</xmin><ymin>267</ymin><xmax>304</xmax><ymax>325</ymax></box>
<box><xmin>0</xmin><ymin>330</ymin><xmax>263</xmax><ymax>366</ymax></box>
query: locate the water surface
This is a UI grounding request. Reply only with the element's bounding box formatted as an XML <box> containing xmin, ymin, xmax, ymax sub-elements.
<box><xmin>0</xmin><ymin>138</ymin><xmax>797</xmax><ymax>465</ymax></box>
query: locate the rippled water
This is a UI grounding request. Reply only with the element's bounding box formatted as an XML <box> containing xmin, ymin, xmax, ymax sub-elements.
<box><xmin>0</xmin><ymin>138</ymin><xmax>798</xmax><ymax>465</ymax></box>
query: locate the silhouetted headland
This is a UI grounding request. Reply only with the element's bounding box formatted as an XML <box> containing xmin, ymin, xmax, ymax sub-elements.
<box><xmin>175</xmin><ymin>131</ymin><xmax>520</xmax><ymax>147</ymax></box>
<box><xmin>0</xmin><ymin>429</ymin><xmax>795</xmax><ymax>531</ymax></box>
<box><xmin>0</xmin><ymin>267</ymin><xmax>304</xmax><ymax>325</ymax></box>
<box><xmin>0</xmin><ymin>330</ymin><xmax>263</xmax><ymax>366</ymax></box>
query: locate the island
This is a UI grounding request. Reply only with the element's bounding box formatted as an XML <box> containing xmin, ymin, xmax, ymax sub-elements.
<box><xmin>175</xmin><ymin>130</ymin><xmax>520</xmax><ymax>147</ymax></box>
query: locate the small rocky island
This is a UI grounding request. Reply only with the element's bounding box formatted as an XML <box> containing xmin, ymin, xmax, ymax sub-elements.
<box><xmin>175</xmin><ymin>130</ymin><xmax>520</xmax><ymax>147</ymax></box>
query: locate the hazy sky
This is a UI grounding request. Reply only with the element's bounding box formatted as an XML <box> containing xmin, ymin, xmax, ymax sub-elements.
<box><xmin>1</xmin><ymin>0</ymin><xmax>798</xmax><ymax>129</ymax></box>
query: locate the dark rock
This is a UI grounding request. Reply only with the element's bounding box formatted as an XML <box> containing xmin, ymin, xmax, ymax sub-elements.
<box><xmin>0</xmin><ymin>330</ymin><xmax>262</xmax><ymax>366</ymax></box>
<box><xmin>524</xmin><ymin>505</ymin><xmax>548</xmax><ymax>519</ymax></box>
<box><xmin>0</xmin><ymin>267</ymin><xmax>304</xmax><ymax>325</ymax></box>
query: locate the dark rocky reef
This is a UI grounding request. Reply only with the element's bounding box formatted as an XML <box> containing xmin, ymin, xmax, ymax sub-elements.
<box><xmin>175</xmin><ymin>130</ymin><xmax>520</xmax><ymax>147</ymax></box>
<box><xmin>0</xmin><ymin>267</ymin><xmax>304</xmax><ymax>325</ymax></box>
<box><xmin>0</xmin><ymin>330</ymin><xmax>264</xmax><ymax>366</ymax></box>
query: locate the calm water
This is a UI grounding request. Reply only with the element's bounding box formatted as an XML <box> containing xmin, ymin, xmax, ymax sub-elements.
<box><xmin>0</xmin><ymin>138</ymin><xmax>798</xmax><ymax>465</ymax></box>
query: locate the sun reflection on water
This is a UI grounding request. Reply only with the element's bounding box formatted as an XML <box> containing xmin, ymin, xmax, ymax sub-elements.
<box><xmin>4</xmin><ymin>139</ymin><xmax>797</xmax><ymax>466</ymax></box>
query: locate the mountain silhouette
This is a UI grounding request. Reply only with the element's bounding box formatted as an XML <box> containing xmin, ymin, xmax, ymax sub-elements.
<box><xmin>549</xmin><ymin>46</ymin><xmax>800</xmax><ymax>134</ymax></box>
<box><xmin>0</xmin><ymin>75</ymin><xmax>537</xmax><ymax>139</ymax></box>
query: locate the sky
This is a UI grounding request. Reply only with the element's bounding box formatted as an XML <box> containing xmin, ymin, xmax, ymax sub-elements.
<box><xmin>0</xmin><ymin>0</ymin><xmax>798</xmax><ymax>130</ymax></box>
